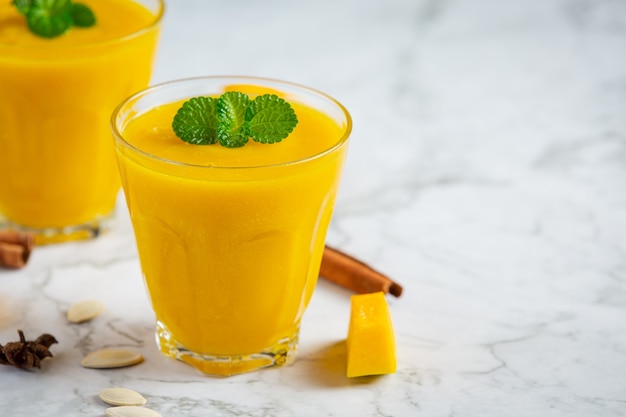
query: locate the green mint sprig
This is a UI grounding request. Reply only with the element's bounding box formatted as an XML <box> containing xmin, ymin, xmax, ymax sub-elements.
<box><xmin>172</xmin><ymin>92</ymin><xmax>299</xmax><ymax>148</ymax></box>
<box><xmin>12</xmin><ymin>0</ymin><xmax>96</xmax><ymax>38</ymax></box>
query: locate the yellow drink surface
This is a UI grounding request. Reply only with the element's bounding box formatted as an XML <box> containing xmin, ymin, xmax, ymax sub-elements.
<box><xmin>0</xmin><ymin>0</ymin><xmax>160</xmax><ymax>230</ymax></box>
<box><xmin>116</xmin><ymin>94</ymin><xmax>349</xmax><ymax>355</ymax></box>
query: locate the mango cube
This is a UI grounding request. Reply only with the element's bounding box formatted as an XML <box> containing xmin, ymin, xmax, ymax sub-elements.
<box><xmin>346</xmin><ymin>291</ymin><xmax>397</xmax><ymax>377</ymax></box>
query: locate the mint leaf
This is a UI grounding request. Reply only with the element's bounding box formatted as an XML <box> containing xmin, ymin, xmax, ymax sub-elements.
<box><xmin>172</xmin><ymin>91</ymin><xmax>299</xmax><ymax>148</ymax></box>
<box><xmin>172</xmin><ymin>97</ymin><xmax>219</xmax><ymax>145</ymax></box>
<box><xmin>246</xmin><ymin>94</ymin><xmax>298</xmax><ymax>144</ymax></box>
<box><xmin>12</xmin><ymin>0</ymin><xmax>32</xmax><ymax>15</ymax></box>
<box><xmin>71</xmin><ymin>2</ymin><xmax>95</xmax><ymax>27</ymax></box>
<box><xmin>216</xmin><ymin>92</ymin><xmax>250</xmax><ymax>148</ymax></box>
<box><xmin>13</xmin><ymin>0</ymin><xmax>96</xmax><ymax>38</ymax></box>
<box><xmin>26</xmin><ymin>0</ymin><xmax>73</xmax><ymax>38</ymax></box>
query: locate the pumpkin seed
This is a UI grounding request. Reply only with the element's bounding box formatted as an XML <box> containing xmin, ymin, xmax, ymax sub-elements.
<box><xmin>81</xmin><ymin>349</ymin><xmax>143</xmax><ymax>369</ymax></box>
<box><xmin>99</xmin><ymin>387</ymin><xmax>147</xmax><ymax>406</ymax></box>
<box><xmin>67</xmin><ymin>299</ymin><xmax>104</xmax><ymax>323</ymax></box>
<box><xmin>104</xmin><ymin>406</ymin><xmax>162</xmax><ymax>417</ymax></box>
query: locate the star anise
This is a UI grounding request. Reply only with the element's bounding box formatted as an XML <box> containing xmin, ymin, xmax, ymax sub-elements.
<box><xmin>0</xmin><ymin>330</ymin><xmax>58</xmax><ymax>369</ymax></box>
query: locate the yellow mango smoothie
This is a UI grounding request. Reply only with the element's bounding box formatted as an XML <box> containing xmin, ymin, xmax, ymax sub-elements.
<box><xmin>0</xmin><ymin>0</ymin><xmax>163</xmax><ymax>243</ymax></box>
<box><xmin>112</xmin><ymin>77</ymin><xmax>351</xmax><ymax>376</ymax></box>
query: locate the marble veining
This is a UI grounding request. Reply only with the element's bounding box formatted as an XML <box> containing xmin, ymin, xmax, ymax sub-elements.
<box><xmin>1</xmin><ymin>0</ymin><xmax>626</xmax><ymax>415</ymax></box>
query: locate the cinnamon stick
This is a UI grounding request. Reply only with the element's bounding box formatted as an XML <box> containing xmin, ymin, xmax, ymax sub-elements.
<box><xmin>0</xmin><ymin>230</ymin><xmax>35</xmax><ymax>269</ymax></box>
<box><xmin>320</xmin><ymin>246</ymin><xmax>403</xmax><ymax>297</ymax></box>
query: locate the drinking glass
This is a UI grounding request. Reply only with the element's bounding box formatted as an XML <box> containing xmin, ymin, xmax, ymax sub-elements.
<box><xmin>0</xmin><ymin>0</ymin><xmax>164</xmax><ymax>244</ymax></box>
<box><xmin>111</xmin><ymin>76</ymin><xmax>351</xmax><ymax>376</ymax></box>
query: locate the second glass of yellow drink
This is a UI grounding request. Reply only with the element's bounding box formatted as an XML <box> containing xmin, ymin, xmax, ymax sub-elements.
<box><xmin>111</xmin><ymin>76</ymin><xmax>351</xmax><ymax>376</ymax></box>
<box><xmin>0</xmin><ymin>0</ymin><xmax>164</xmax><ymax>243</ymax></box>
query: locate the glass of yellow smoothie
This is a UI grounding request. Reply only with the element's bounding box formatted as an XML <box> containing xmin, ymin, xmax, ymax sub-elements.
<box><xmin>0</xmin><ymin>0</ymin><xmax>164</xmax><ymax>244</ymax></box>
<box><xmin>111</xmin><ymin>76</ymin><xmax>351</xmax><ymax>376</ymax></box>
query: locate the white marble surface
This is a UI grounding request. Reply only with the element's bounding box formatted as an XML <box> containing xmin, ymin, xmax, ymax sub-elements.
<box><xmin>2</xmin><ymin>0</ymin><xmax>626</xmax><ymax>415</ymax></box>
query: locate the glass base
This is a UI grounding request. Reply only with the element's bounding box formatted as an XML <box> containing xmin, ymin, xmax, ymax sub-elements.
<box><xmin>0</xmin><ymin>212</ymin><xmax>115</xmax><ymax>245</ymax></box>
<box><xmin>155</xmin><ymin>321</ymin><xmax>299</xmax><ymax>377</ymax></box>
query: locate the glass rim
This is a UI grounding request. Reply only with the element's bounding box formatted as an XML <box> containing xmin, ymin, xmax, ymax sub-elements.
<box><xmin>111</xmin><ymin>75</ymin><xmax>353</xmax><ymax>171</ymax></box>
<box><xmin>0</xmin><ymin>0</ymin><xmax>165</xmax><ymax>50</ymax></box>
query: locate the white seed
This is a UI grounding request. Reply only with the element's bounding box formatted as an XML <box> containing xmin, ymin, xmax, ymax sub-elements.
<box><xmin>104</xmin><ymin>406</ymin><xmax>162</xmax><ymax>417</ymax></box>
<box><xmin>67</xmin><ymin>299</ymin><xmax>104</xmax><ymax>323</ymax></box>
<box><xmin>81</xmin><ymin>349</ymin><xmax>143</xmax><ymax>369</ymax></box>
<box><xmin>99</xmin><ymin>388</ymin><xmax>147</xmax><ymax>406</ymax></box>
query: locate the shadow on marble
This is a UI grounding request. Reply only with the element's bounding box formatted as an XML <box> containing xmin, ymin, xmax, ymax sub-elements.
<box><xmin>294</xmin><ymin>339</ymin><xmax>386</xmax><ymax>388</ymax></box>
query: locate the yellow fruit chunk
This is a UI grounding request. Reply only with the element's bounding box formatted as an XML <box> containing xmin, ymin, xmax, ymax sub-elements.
<box><xmin>346</xmin><ymin>291</ymin><xmax>397</xmax><ymax>377</ymax></box>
